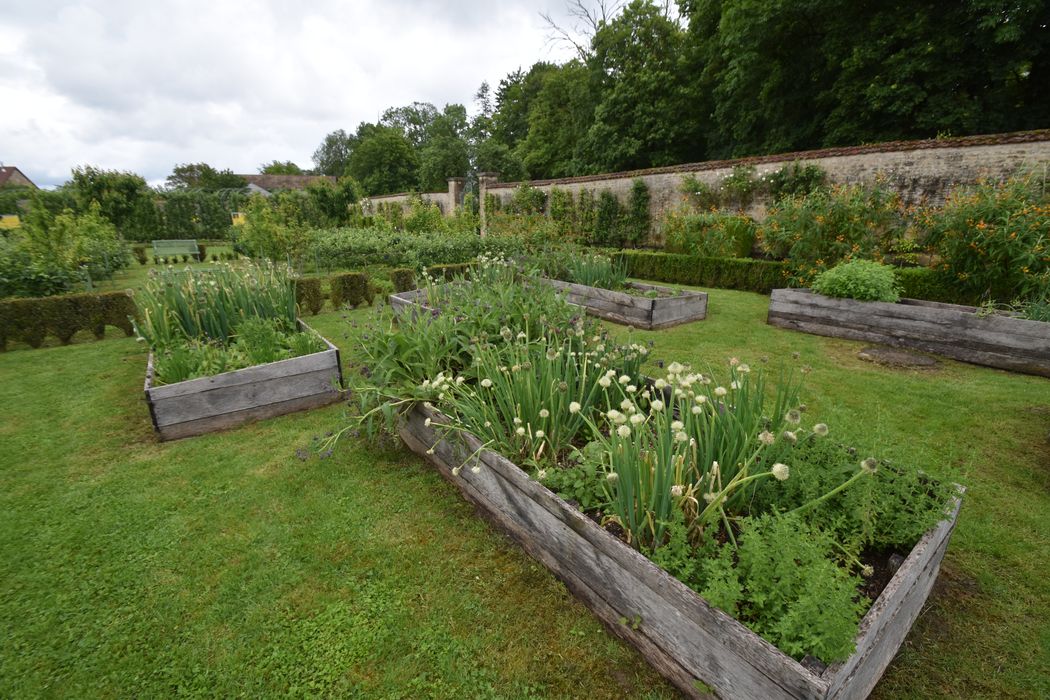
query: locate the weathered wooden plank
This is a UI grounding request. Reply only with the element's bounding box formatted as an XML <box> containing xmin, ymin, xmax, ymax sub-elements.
<box><xmin>773</xmin><ymin>290</ymin><xmax>1050</xmax><ymax>341</ymax></box>
<box><xmin>151</xmin><ymin>366</ymin><xmax>340</xmax><ymax>427</ymax></box>
<box><xmin>821</xmin><ymin>495</ymin><xmax>962</xmax><ymax>699</ymax></box>
<box><xmin>398</xmin><ymin>421</ymin><xmax>715</xmax><ymax>699</ymax></box>
<box><xmin>569</xmin><ymin>294</ymin><xmax>654</xmax><ymax>321</ymax></box>
<box><xmin>156</xmin><ymin>390</ymin><xmax>342</xmax><ymax>441</ymax></box>
<box><xmin>769</xmin><ymin>304</ymin><xmax>1050</xmax><ymax>360</ymax></box>
<box><xmin>401</xmin><ymin>403</ymin><xmax>963</xmax><ymax>699</ymax></box>
<box><xmin>146</xmin><ymin>349</ymin><xmax>339</xmax><ymax>399</ymax></box>
<box><xmin>651</xmin><ymin>296</ymin><xmax>708</xmax><ymax>326</ymax></box>
<box><xmin>769</xmin><ymin>297</ymin><xmax>1050</xmax><ymax>353</ymax></box>
<box><xmin>773</xmin><ymin>315</ymin><xmax>1050</xmax><ymax>376</ymax></box>
<box><xmin>403</xmin><ymin>406</ymin><xmax>829</xmax><ymax>700</ymax></box>
<box><xmin>768</xmin><ymin>290</ymin><xmax>1050</xmax><ymax>377</ymax></box>
<box><xmin>543</xmin><ymin>278</ymin><xmax>656</xmax><ymax>310</ymax></box>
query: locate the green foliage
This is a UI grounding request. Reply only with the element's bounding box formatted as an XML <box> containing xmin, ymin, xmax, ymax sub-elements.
<box><xmin>17</xmin><ymin>200</ymin><xmax>129</xmax><ymax>282</ymax></box>
<box><xmin>236</xmin><ymin>195</ymin><xmax>309</xmax><ymax>262</ymax></box>
<box><xmin>506</xmin><ymin>184</ymin><xmax>547</xmax><ymax>215</ymax></box>
<box><xmin>68</xmin><ymin>166</ymin><xmax>153</xmax><ymax>238</ymax></box>
<box><xmin>718</xmin><ymin>166</ymin><xmax>760</xmax><ymax>209</ymax></box>
<box><xmin>760</xmin><ymin>182</ymin><xmax>904</xmax><ymax>286</ymax></box>
<box><xmin>812</xmin><ymin>259</ymin><xmax>901</xmax><ymax>302</ymax></box>
<box><xmin>562</xmin><ymin>253</ymin><xmax>628</xmax><ymax>290</ymax></box>
<box><xmin>679</xmin><ymin>175</ymin><xmax>720</xmax><ymax>212</ymax></box>
<box><xmin>0</xmin><ymin>186</ymin><xmax>35</xmax><ymax>216</ymax></box>
<box><xmin>663</xmin><ymin>211</ymin><xmax>756</xmax><ymax>258</ymax></box>
<box><xmin>425</xmin><ymin>263</ymin><xmax>472</xmax><ymax>282</ymax></box>
<box><xmin>348</xmin><ymin>125</ymin><xmax>419</xmax><ymax>196</ymax></box>
<box><xmin>618</xmin><ymin>250</ymin><xmax>788</xmax><ymax>294</ymax></box>
<box><xmin>767</xmin><ymin>162</ymin><xmax>828</xmax><ymax>201</ymax></box>
<box><xmin>624</xmin><ymin>179</ymin><xmax>651</xmax><ymax>246</ymax></box>
<box><xmin>294</xmin><ymin>277</ymin><xmax>325</xmax><ymax>315</ymax></box>
<box><xmin>306</xmin><ymin>227</ymin><xmax>517</xmax><ymax>272</ymax></box>
<box><xmin>259</xmin><ymin>160</ymin><xmax>304</xmax><ymax>175</ymax></box>
<box><xmin>131</xmin><ymin>245</ymin><xmax>148</xmax><ymax>265</ymax></box>
<box><xmin>312</xmin><ymin>129</ymin><xmax>354</xmax><ymax>176</ymax></box>
<box><xmin>591</xmin><ymin>190</ymin><xmax>624</xmax><ymax>247</ymax></box>
<box><xmin>330</xmin><ymin>272</ymin><xmax>373</xmax><ymax>309</ymax></box>
<box><xmin>0</xmin><ymin>290</ymin><xmax>135</xmax><ymax>350</ymax></box>
<box><xmin>918</xmin><ymin>175</ymin><xmax>1050</xmax><ymax>303</ymax></box>
<box><xmin>893</xmin><ymin>267</ymin><xmax>964</xmax><ymax>304</ymax></box>
<box><xmin>389</xmin><ymin>267</ymin><xmax>417</xmax><ymax>293</ymax></box>
<box><xmin>132</xmin><ymin>261</ymin><xmax>297</xmax><ymax>349</ymax></box>
<box><xmin>702</xmin><ymin>514</ymin><xmax>867</xmax><ymax>663</ymax></box>
<box><xmin>151</xmin><ymin>317</ymin><xmax>326</xmax><ymax>385</ymax></box>
<box><xmin>402</xmin><ymin>197</ymin><xmax>445</xmax><ymax>234</ymax></box>
<box><xmin>165</xmin><ymin>163</ymin><xmax>247</xmax><ymax>191</ymax></box>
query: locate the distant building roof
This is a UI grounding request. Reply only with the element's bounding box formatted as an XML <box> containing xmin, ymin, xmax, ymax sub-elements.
<box><xmin>237</xmin><ymin>174</ymin><xmax>337</xmax><ymax>194</ymax></box>
<box><xmin>0</xmin><ymin>166</ymin><xmax>37</xmax><ymax>189</ymax></box>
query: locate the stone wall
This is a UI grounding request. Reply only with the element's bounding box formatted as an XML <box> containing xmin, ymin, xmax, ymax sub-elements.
<box><xmin>479</xmin><ymin>130</ymin><xmax>1050</xmax><ymax>233</ymax></box>
<box><xmin>364</xmin><ymin>177</ymin><xmax>464</xmax><ymax>216</ymax></box>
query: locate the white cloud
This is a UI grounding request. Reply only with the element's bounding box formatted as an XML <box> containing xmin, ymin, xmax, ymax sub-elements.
<box><xmin>0</xmin><ymin>0</ymin><xmax>576</xmax><ymax>187</ymax></box>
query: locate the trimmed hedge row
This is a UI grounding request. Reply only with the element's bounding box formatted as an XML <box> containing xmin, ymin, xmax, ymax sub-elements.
<box><xmin>426</xmin><ymin>263</ymin><xmax>472</xmax><ymax>281</ymax></box>
<box><xmin>294</xmin><ymin>278</ymin><xmax>325</xmax><ymax>315</ymax></box>
<box><xmin>389</xmin><ymin>268</ymin><xmax>416</xmax><ymax>293</ymax></box>
<box><xmin>0</xmin><ymin>291</ymin><xmax>136</xmax><ymax>351</ymax></box>
<box><xmin>893</xmin><ymin>267</ymin><xmax>976</xmax><ymax>306</ymax></box>
<box><xmin>330</xmin><ymin>272</ymin><xmax>373</xmax><ymax>309</ymax></box>
<box><xmin>616</xmin><ymin>251</ymin><xmax>788</xmax><ymax>294</ymax></box>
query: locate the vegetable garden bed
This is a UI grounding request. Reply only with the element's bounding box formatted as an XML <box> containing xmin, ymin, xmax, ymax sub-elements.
<box><xmin>767</xmin><ymin>289</ymin><xmax>1050</xmax><ymax>378</ymax></box>
<box><xmin>144</xmin><ymin>320</ymin><xmax>342</xmax><ymax>441</ymax></box>
<box><xmin>389</xmin><ymin>281</ymin><xmax>708</xmax><ymax>330</ymax></box>
<box><xmin>542</xmin><ymin>278</ymin><xmax>708</xmax><ymax>329</ymax></box>
<box><xmin>399</xmin><ymin>402</ymin><xmax>962</xmax><ymax>699</ymax></box>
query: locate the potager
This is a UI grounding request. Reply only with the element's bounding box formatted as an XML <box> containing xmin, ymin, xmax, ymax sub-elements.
<box><xmin>345</xmin><ymin>259</ymin><xmax>961</xmax><ymax>698</ymax></box>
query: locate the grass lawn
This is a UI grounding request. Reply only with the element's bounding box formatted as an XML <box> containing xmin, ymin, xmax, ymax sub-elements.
<box><xmin>1</xmin><ymin>285</ymin><xmax>1047</xmax><ymax>698</ymax></box>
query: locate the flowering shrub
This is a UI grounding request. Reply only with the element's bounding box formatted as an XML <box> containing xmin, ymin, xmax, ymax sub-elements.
<box><xmin>760</xmin><ymin>181</ymin><xmax>905</xmax><ymax>286</ymax></box>
<box><xmin>662</xmin><ymin>211</ymin><xmax>756</xmax><ymax>258</ymax></box>
<box><xmin>918</xmin><ymin>174</ymin><xmax>1050</xmax><ymax>303</ymax></box>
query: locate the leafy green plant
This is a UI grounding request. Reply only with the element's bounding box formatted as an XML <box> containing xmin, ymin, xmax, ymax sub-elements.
<box><xmin>132</xmin><ymin>261</ymin><xmax>297</xmax><ymax>349</ymax></box>
<box><xmin>563</xmin><ymin>253</ymin><xmax>628</xmax><ymax>290</ymax></box>
<box><xmin>719</xmin><ymin>166</ymin><xmax>761</xmax><ymax>209</ymax></box>
<box><xmin>624</xmin><ymin>179</ymin><xmax>651</xmax><ymax>246</ymax></box>
<box><xmin>760</xmin><ymin>181</ymin><xmax>905</xmax><ymax>286</ymax></box>
<box><xmin>662</xmin><ymin>211</ymin><xmax>756</xmax><ymax>258</ymax></box>
<box><xmin>918</xmin><ymin>174</ymin><xmax>1050</xmax><ymax>303</ymax></box>
<box><xmin>767</xmin><ymin>162</ymin><xmax>828</xmax><ymax>201</ymax></box>
<box><xmin>679</xmin><ymin>175</ymin><xmax>720</xmax><ymax>211</ymax></box>
<box><xmin>812</xmin><ymin>259</ymin><xmax>901</xmax><ymax>302</ymax></box>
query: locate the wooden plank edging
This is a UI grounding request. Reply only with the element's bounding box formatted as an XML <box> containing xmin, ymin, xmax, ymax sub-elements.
<box><xmin>398</xmin><ymin>403</ymin><xmax>962</xmax><ymax>699</ymax></box>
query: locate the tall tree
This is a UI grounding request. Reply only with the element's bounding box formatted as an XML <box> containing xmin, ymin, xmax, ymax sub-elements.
<box><xmin>518</xmin><ymin>61</ymin><xmax>594</xmax><ymax>178</ymax></box>
<box><xmin>312</xmin><ymin>129</ymin><xmax>355</xmax><ymax>176</ymax></box>
<box><xmin>417</xmin><ymin>104</ymin><xmax>471</xmax><ymax>192</ymax></box>
<box><xmin>259</xmin><ymin>160</ymin><xmax>305</xmax><ymax>175</ymax></box>
<box><xmin>166</xmin><ymin>163</ymin><xmax>247</xmax><ymax>191</ymax></box>
<box><xmin>577</xmin><ymin>0</ymin><xmax>703</xmax><ymax>171</ymax></box>
<box><xmin>347</xmin><ymin>124</ymin><xmax>419</xmax><ymax>195</ymax></box>
<box><xmin>380</xmin><ymin>102</ymin><xmax>440</xmax><ymax>150</ymax></box>
<box><xmin>69</xmin><ymin>166</ymin><xmax>153</xmax><ymax>235</ymax></box>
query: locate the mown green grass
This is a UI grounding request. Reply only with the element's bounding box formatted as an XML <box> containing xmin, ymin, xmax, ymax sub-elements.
<box><xmin>0</xmin><ymin>286</ymin><xmax>1047</xmax><ymax>698</ymax></box>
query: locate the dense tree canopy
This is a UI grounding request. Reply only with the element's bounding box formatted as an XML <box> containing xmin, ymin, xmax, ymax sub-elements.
<box><xmin>308</xmin><ymin>0</ymin><xmax>1049</xmax><ymax>194</ymax></box>
<box><xmin>259</xmin><ymin>160</ymin><xmax>305</xmax><ymax>175</ymax></box>
<box><xmin>165</xmin><ymin>163</ymin><xmax>247</xmax><ymax>191</ymax></box>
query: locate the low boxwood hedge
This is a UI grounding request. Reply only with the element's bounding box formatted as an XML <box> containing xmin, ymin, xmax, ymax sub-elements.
<box><xmin>616</xmin><ymin>251</ymin><xmax>788</xmax><ymax>294</ymax></box>
<box><xmin>0</xmin><ymin>291</ymin><xmax>136</xmax><ymax>351</ymax></box>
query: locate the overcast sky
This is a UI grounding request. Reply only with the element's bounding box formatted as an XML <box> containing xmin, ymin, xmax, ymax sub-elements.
<box><xmin>0</xmin><ymin>0</ymin><xmax>579</xmax><ymax>188</ymax></box>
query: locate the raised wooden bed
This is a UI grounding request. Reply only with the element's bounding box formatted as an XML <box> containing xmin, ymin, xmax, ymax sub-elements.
<box><xmin>144</xmin><ymin>321</ymin><xmax>343</xmax><ymax>441</ymax></box>
<box><xmin>399</xmin><ymin>403</ymin><xmax>962</xmax><ymax>699</ymax></box>
<box><xmin>388</xmin><ymin>281</ymin><xmax>708</xmax><ymax>330</ymax></box>
<box><xmin>542</xmin><ymin>278</ymin><xmax>708</xmax><ymax>329</ymax></box>
<box><xmin>768</xmin><ymin>288</ymin><xmax>1050</xmax><ymax>378</ymax></box>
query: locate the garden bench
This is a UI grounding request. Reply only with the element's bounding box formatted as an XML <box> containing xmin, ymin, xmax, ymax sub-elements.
<box><xmin>151</xmin><ymin>239</ymin><xmax>200</xmax><ymax>259</ymax></box>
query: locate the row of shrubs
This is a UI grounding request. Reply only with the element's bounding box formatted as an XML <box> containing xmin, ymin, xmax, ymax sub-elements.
<box><xmin>0</xmin><ymin>291</ymin><xmax>136</xmax><ymax>351</ymax></box>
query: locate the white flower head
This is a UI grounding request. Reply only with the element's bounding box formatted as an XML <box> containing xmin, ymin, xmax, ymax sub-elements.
<box><xmin>675</xmin><ymin>431</ymin><xmax>689</xmax><ymax>442</ymax></box>
<box><xmin>668</xmin><ymin>361</ymin><xmax>685</xmax><ymax>374</ymax></box>
<box><xmin>785</xmin><ymin>409</ymin><xmax>802</xmax><ymax>424</ymax></box>
<box><xmin>758</xmin><ymin>430</ymin><xmax>775</xmax><ymax>446</ymax></box>
<box><xmin>537</xmin><ymin>469</ymin><xmax>548</xmax><ymax>481</ymax></box>
<box><xmin>606</xmin><ymin>472</ymin><xmax>619</xmax><ymax>483</ymax></box>
<box><xmin>627</xmin><ymin>385</ymin><xmax>637</xmax><ymax>393</ymax></box>
<box><xmin>539</xmin><ymin>409</ymin><xmax>550</xmax><ymax>418</ymax></box>
<box><xmin>617</xmin><ymin>424</ymin><xmax>631</xmax><ymax>438</ymax></box>
<box><xmin>772</xmin><ymin>463</ymin><xmax>790</xmax><ymax>481</ymax></box>
<box><xmin>619</xmin><ymin>375</ymin><xmax>631</xmax><ymax>385</ymax></box>
<box><xmin>481</xmin><ymin>378</ymin><xmax>493</xmax><ymax>388</ymax></box>
<box><xmin>535</xmin><ymin>430</ymin><xmax>545</xmax><ymax>438</ymax></box>
<box><xmin>670</xmin><ymin>484</ymin><xmax>684</xmax><ymax>498</ymax></box>
<box><xmin>650</xmin><ymin>399</ymin><xmax>665</xmax><ymax>412</ymax></box>
<box><xmin>598</xmin><ymin>376</ymin><xmax>612</xmax><ymax>388</ymax></box>
<box><xmin>671</xmin><ymin>420</ymin><xmax>684</xmax><ymax>431</ymax></box>
<box><xmin>737</xmin><ymin>364</ymin><xmax>750</xmax><ymax>374</ymax></box>
<box><xmin>569</xmin><ymin>401</ymin><xmax>582</xmax><ymax>414</ymax></box>
<box><xmin>630</xmin><ymin>413</ymin><xmax>645</xmax><ymax>425</ymax></box>
<box><xmin>691</xmin><ymin>405</ymin><xmax>703</xmax><ymax>415</ymax></box>
<box><xmin>516</xmin><ymin>427</ymin><xmax>526</xmax><ymax>436</ymax></box>
<box><xmin>695</xmin><ymin>395</ymin><xmax>707</xmax><ymax>405</ymax></box>
<box><xmin>714</xmin><ymin>386</ymin><xmax>728</xmax><ymax>398</ymax></box>
<box><xmin>861</xmin><ymin>457</ymin><xmax>879</xmax><ymax>474</ymax></box>
<box><xmin>654</xmin><ymin>378</ymin><xmax>667</xmax><ymax>390</ymax></box>
<box><xmin>782</xmin><ymin>430</ymin><xmax>798</xmax><ymax>444</ymax></box>
<box><xmin>620</xmin><ymin>399</ymin><xmax>634</xmax><ymax>411</ymax></box>
<box><xmin>424</xmin><ymin>418</ymin><xmax>432</xmax><ymax>427</ymax></box>
<box><xmin>813</xmin><ymin>423</ymin><xmax>829</xmax><ymax>437</ymax></box>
